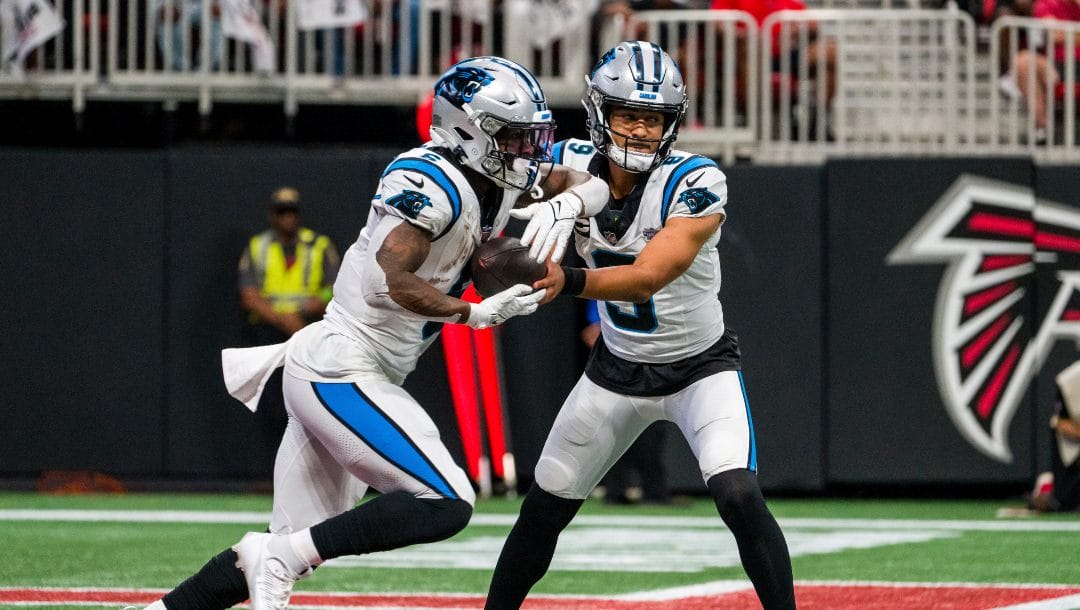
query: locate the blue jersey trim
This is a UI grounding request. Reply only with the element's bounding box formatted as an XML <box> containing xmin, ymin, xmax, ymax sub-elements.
<box><xmin>585</xmin><ymin>299</ymin><xmax>600</xmax><ymax>325</ymax></box>
<box><xmin>312</xmin><ymin>382</ymin><xmax>459</xmax><ymax>500</ymax></box>
<box><xmin>737</xmin><ymin>371</ymin><xmax>758</xmax><ymax>472</ymax></box>
<box><xmin>553</xmin><ymin>140</ymin><xmax>567</xmax><ymax>164</ymax></box>
<box><xmin>661</xmin><ymin>156</ymin><xmax>716</xmax><ymax>225</ymax></box>
<box><xmin>382</xmin><ymin>158</ymin><xmax>462</xmax><ymax>240</ymax></box>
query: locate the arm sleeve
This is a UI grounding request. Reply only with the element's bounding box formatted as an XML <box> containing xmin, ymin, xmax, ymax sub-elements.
<box><xmin>375</xmin><ymin>168</ymin><xmax>459</xmax><ymax>239</ymax></box>
<box><xmin>665</xmin><ymin>163</ymin><xmax>728</xmax><ymax>223</ymax></box>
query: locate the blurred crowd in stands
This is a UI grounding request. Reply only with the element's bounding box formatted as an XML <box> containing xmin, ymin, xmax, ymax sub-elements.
<box><xmin>1</xmin><ymin>0</ymin><xmax>1077</xmax><ymax>150</ymax></box>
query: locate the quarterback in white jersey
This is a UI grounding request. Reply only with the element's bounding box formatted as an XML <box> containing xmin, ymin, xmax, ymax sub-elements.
<box><xmin>556</xmin><ymin>137</ymin><xmax>727</xmax><ymax>364</ymax></box>
<box><xmin>486</xmin><ymin>42</ymin><xmax>796</xmax><ymax>610</ymax></box>
<box><xmin>138</xmin><ymin>57</ymin><xmax>609</xmax><ymax>610</ymax></box>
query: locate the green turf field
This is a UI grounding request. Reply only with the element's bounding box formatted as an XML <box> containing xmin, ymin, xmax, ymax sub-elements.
<box><xmin>2</xmin><ymin>491</ymin><xmax>1079</xmax><ymax>609</ymax></box>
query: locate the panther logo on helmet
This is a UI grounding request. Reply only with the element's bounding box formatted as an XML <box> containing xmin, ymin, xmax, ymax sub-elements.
<box><xmin>429</xmin><ymin>57</ymin><xmax>554</xmax><ymax>192</ymax></box>
<box><xmin>591</xmin><ymin>47</ymin><xmax>617</xmax><ymax>76</ymax></box>
<box><xmin>435</xmin><ymin>67</ymin><xmax>495</xmax><ymax>109</ymax></box>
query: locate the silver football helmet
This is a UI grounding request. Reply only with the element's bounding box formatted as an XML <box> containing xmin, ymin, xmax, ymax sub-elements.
<box><xmin>430</xmin><ymin>56</ymin><xmax>555</xmax><ymax>191</ymax></box>
<box><xmin>583</xmin><ymin>41</ymin><xmax>688</xmax><ymax>172</ymax></box>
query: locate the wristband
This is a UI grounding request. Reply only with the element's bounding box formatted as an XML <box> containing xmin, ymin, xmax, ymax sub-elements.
<box><xmin>561</xmin><ymin>265</ymin><xmax>587</xmax><ymax>297</ymax></box>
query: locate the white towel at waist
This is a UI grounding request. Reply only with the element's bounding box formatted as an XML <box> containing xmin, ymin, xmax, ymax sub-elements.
<box><xmin>221</xmin><ymin>342</ymin><xmax>289</xmax><ymax>412</ymax></box>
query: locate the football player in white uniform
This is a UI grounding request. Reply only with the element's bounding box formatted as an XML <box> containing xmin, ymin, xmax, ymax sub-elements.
<box><xmin>139</xmin><ymin>56</ymin><xmax>608</xmax><ymax>610</ymax></box>
<box><xmin>485</xmin><ymin>42</ymin><xmax>796</xmax><ymax>610</ymax></box>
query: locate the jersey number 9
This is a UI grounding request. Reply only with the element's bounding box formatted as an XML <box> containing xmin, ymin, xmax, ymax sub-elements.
<box><xmin>592</xmin><ymin>250</ymin><xmax>658</xmax><ymax>333</ymax></box>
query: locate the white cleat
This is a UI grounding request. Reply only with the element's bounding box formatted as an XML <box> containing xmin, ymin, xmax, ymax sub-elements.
<box><xmin>233</xmin><ymin>532</ymin><xmax>307</xmax><ymax>610</ymax></box>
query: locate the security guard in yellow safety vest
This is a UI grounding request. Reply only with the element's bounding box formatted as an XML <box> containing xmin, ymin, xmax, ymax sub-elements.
<box><xmin>238</xmin><ymin>187</ymin><xmax>341</xmax><ymax>344</ymax></box>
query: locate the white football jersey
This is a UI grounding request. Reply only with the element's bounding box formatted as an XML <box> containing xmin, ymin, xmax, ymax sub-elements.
<box><xmin>287</xmin><ymin>145</ymin><xmax>521</xmax><ymax>385</ymax></box>
<box><xmin>556</xmin><ymin>138</ymin><xmax>728</xmax><ymax>364</ymax></box>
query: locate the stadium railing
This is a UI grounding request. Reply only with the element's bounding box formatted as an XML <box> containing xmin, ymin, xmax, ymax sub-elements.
<box><xmin>0</xmin><ymin>1</ymin><xmax>1077</xmax><ymax>162</ymax></box>
<box><xmin>757</xmin><ymin>7</ymin><xmax>978</xmax><ymax>163</ymax></box>
<box><xmin>990</xmin><ymin>16</ymin><xmax>1080</xmax><ymax>162</ymax></box>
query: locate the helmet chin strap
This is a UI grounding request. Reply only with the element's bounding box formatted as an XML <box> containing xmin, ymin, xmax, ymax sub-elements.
<box><xmin>608</xmin><ymin>141</ymin><xmax>657</xmax><ymax>173</ymax></box>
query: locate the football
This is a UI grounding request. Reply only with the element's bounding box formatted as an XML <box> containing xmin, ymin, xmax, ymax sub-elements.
<box><xmin>470</xmin><ymin>236</ymin><xmax>547</xmax><ymax>298</ymax></box>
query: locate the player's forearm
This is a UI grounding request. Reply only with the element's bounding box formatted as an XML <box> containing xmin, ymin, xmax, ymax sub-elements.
<box><xmin>368</xmin><ymin>219</ymin><xmax>469</xmax><ymax>322</ymax></box>
<box><xmin>580</xmin><ymin>265</ymin><xmax>665</xmax><ymax>304</ymax></box>
<box><xmin>577</xmin><ymin>233</ymin><xmax>698</xmax><ymax>303</ymax></box>
<box><xmin>578</xmin><ymin>216</ymin><xmax>718</xmax><ymax>302</ymax></box>
<box><xmin>384</xmin><ymin>270</ymin><xmax>471</xmax><ymax>322</ymax></box>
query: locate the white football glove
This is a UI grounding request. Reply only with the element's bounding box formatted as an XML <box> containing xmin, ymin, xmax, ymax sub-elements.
<box><xmin>510</xmin><ymin>192</ymin><xmax>583</xmax><ymax>263</ymax></box>
<box><xmin>465</xmin><ymin>284</ymin><xmax>547</xmax><ymax>330</ymax></box>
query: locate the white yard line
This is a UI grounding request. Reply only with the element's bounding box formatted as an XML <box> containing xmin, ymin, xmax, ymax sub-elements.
<box><xmin>1</xmin><ymin>509</ymin><xmax>1079</xmax><ymax>532</ymax></box>
<box><xmin>798</xmin><ymin>580</ymin><xmax>1080</xmax><ymax>590</ymax></box>
<box><xmin>611</xmin><ymin>580</ymin><xmax>753</xmax><ymax>600</ymax></box>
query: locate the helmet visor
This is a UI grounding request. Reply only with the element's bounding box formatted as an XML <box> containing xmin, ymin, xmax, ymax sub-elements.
<box><xmin>495</xmin><ymin>124</ymin><xmax>555</xmax><ymax>162</ymax></box>
<box><xmin>481</xmin><ymin>115</ymin><xmax>556</xmax><ymax>163</ymax></box>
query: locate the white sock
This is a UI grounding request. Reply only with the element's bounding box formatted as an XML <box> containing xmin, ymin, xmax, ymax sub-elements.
<box><xmin>268</xmin><ymin>528</ymin><xmax>323</xmax><ymax>573</ymax></box>
<box><xmin>146</xmin><ymin>601</ymin><xmax>167</xmax><ymax>610</ymax></box>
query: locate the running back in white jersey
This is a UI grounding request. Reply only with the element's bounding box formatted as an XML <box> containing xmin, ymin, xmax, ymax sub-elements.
<box><xmin>555</xmin><ymin>138</ymin><xmax>728</xmax><ymax>364</ymax></box>
<box><xmin>287</xmin><ymin>145</ymin><xmax>522</xmax><ymax>385</ymax></box>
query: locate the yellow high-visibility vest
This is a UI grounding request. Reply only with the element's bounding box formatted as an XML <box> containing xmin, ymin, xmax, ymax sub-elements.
<box><xmin>249</xmin><ymin>228</ymin><xmax>332</xmax><ymax>314</ymax></box>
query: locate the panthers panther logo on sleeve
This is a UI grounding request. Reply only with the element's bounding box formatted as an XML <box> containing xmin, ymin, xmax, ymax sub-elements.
<box><xmin>678</xmin><ymin>188</ymin><xmax>722</xmax><ymax>214</ymax></box>
<box><xmin>385</xmin><ymin>190</ymin><xmax>433</xmax><ymax>220</ymax></box>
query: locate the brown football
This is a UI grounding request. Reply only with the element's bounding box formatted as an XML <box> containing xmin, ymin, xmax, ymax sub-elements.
<box><xmin>469</xmin><ymin>236</ymin><xmax>547</xmax><ymax>298</ymax></box>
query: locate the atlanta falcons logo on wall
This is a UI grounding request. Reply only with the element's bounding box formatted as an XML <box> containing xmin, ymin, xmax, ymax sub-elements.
<box><xmin>888</xmin><ymin>175</ymin><xmax>1080</xmax><ymax>463</ymax></box>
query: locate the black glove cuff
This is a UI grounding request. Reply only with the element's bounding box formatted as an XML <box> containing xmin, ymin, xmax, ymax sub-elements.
<box><xmin>561</xmin><ymin>265</ymin><xmax>586</xmax><ymax>297</ymax></box>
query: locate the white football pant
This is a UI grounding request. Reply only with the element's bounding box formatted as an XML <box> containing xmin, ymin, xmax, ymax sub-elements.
<box><xmin>268</xmin><ymin>372</ymin><xmax>476</xmax><ymax>534</ymax></box>
<box><xmin>535</xmin><ymin>370</ymin><xmax>757</xmax><ymax>500</ymax></box>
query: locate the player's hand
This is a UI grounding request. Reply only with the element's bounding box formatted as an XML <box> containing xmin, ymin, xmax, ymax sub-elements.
<box><xmin>533</xmin><ymin>260</ymin><xmax>564</xmax><ymax>305</ymax></box>
<box><xmin>510</xmin><ymin>191</ymin><xmax>583</xmax><ymax>263</ymax></box>
<box><xmin>465</xmin><ymin>284</ymin><xmax>547</xmax><ymax>329</ymax></box>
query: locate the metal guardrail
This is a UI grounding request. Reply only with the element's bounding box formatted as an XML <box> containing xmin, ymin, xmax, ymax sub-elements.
<box><xmin>990</xmin><ymin>16</ymin><xmax>1080</xmax><ymax>163</ymax></box>
<box><xmin>758</xmin><ymin>8</ymin><xmax>978</xmax><ymax>163</ymax></box>
<box><xmin>1</xmin><ymin>2</ymin><xmax>1077</xmax><ymax>162</ymax></box>
<box><xmin>1</xmin><ymin>0</ymin><xmax>500</xmax><ymax>111</ymax></box>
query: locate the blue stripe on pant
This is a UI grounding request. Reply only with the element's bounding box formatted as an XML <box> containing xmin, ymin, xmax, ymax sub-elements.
<box><xmin>737</xmin><ymin>371</ymin><xmax>758</xmax><ymax>472</ymax></box>
<box><xmin>312</xmin><ymin>382</ymin><xmax>459</xmax><ymax>500</ymax></box>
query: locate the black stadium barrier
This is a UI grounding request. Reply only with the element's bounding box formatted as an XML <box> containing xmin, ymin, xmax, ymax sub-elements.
<box><xmin>1</xmin><ymin>146</ymin><xmax>1075</xmax><ymax>494</ymax></box>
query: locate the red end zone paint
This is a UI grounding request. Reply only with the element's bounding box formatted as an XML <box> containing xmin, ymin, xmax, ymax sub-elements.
<box><xmin>3</xmin><ymin>584</ymin><xmax>1080</xmax><ymax>609</ymax></box>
